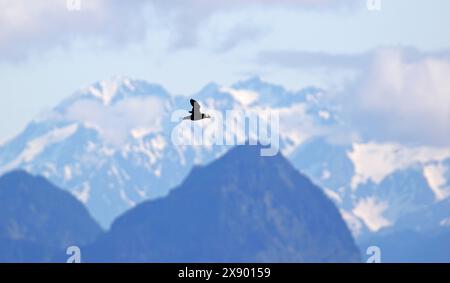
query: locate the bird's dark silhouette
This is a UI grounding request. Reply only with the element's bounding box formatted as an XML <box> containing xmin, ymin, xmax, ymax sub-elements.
<box><xmin>183</xmin><ymin>99</ymin><xmax>211</xmax><ymax>121</ymax></box>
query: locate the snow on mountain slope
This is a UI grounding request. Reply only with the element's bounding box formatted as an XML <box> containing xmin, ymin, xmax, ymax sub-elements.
<box><xmin>0</xmin><ymin>76</ymin><xmax>449</xmax><ymax>234</ymax></box>
<box><xmin>423</xmin><ymin>162</ymin><xmax>450</xmax><ymax>201</ymax></box>
<box><xmin>348</xmin><ymin>143</ymin><xmax>450</xmax><ymax>191</ymax></box>
<box><xmin>289</xmin><ymin>137</ymin><xmax>450</xmax><ymax>238</ymax></box>
<box><xmin>1</xmin><ymin>124</ymin><xmax>79</xmax><ymax>173</ymax></box>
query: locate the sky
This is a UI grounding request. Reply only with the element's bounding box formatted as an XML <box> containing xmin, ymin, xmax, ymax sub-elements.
<box><xmin>0</xmin><ymin>0</ymin><xmax>449</xmax><ymax>146</ymax></box>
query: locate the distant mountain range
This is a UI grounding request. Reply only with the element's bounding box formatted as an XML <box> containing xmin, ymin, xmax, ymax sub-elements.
<box><xmin>0</xmin><ymin>76</ymin><xmax>330</xmax><ymax>228</ymax></box>
<box><xmin>0</xmin><ymin>146</ymin><xmax>360</xmax><ymax>262</ymax></box>
<box><xmin>0</xmin><ymin>171</ymin><xmax>102</xmax><ymax>262</ymax></box>
<box><xmin>0</xmin><ymin>76</ymin><xmax>448</xmax><ymax>250</ymax></box>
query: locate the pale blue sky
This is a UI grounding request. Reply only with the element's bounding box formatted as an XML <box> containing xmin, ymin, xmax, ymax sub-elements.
<box><xmin>1</xmin><ymin>0</ymin><xmax>450</xmax><ymax>143</ymax></box>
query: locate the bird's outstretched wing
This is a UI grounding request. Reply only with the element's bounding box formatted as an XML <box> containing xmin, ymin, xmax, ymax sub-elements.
<box><xmin>189</xmin><ymin>99</ymin><xmax>202</xmax><ymax>119</ymax></box>
<box><xmin>190</xmin><ymin>99</ymin><xmax>200</xmax><ymax>111</ymax></box>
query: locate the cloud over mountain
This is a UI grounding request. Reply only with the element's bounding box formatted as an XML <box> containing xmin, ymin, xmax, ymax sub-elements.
<box><xmin>258</xmin><ymin>47</ymin><xmax>450</xmax><ymax>147</ymax></box>
<box><xmin>0</xmin><ymin>0</ymin><xmax>149</xmax><ymax>62</ymax></box>
<box><xmin>0</xmin><ymin>0</ymin><xmax>361</xmax><ymax>62</ymax></box>
<box><xmin>345</xmin><ymin>47</ymin><xmax>450</xmax><ymax>147</ymax></box>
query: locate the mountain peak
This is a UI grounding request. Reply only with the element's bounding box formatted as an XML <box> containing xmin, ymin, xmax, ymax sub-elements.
<box><xmin>89</xmin><ymin>145</ymin><xmax>360</xmax><ymax>262</ymax></box>
<box><xmin>56</xmin><ymin>77</ymin><xmax>170</xmax><ymax>111</ymax></box>
<box><xmin>215</xmin><ymin>143</ymin><xmax>282</xmax><ymax>163</ymax></box>
<box><xmin>84</xmin><ymin>77</ymin><xmax>127</xmax><ymax>105</ymax></box>
<box><xmin>232</xmin><ymin>76</ymin><xmax>264</xmax><ymax>89</ymax></box>
<box><xmin>232</xmin><ymin>76</ymin><xmax>283</xmax><ymax>91</ymax></box>
<box><xmin>199</xmin><ymin>81</ymin><xmax>221</xmax><ymax>93</ymax></box>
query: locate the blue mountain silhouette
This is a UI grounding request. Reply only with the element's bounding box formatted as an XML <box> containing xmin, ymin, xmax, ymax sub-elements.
<box><xmin>84</xmin><ymin>144</ymin><xmax>360</xmax><ymax>262</ymax></box>
<box><xmin>0</xmin><ymin>171</ymin><xmax>102</xmax><ymax>262</ymax></box>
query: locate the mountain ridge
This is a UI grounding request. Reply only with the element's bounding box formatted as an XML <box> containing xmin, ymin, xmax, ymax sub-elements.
<box><xmin>84</xmin><ymin>144</ymin><xmax>361</xmax><ymax>262</ymax></box>
<box><xmin>0</xmin><ymin>76</ymin><xmax>448</xmax><ymax>240</ymax></box>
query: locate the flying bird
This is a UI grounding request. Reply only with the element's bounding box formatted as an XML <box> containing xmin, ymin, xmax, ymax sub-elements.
<box><xmin>183</xmin><ymin>99</ymin><xmax>211</xmax><ymax>121</ymax></box>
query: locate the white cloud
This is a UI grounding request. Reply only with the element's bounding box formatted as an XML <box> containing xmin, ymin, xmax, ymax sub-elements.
<box><xmin>346</xmin><ymin>48</ymin><xmax>450</xmax><ymax>147</ymax></box>
<box><xmin>0</xmin><ymin>0</ymin><xmax>360</xmax><ymax>61</ymax></box>
<box><xmin>348</xmin><ymin>142</ymin><xmax>450</xmax><ymax>189</ymax></box>
<box><xmin>220</xmin><ymin>87</ymin><xmax>259</xmax><ymax>106</ymax></box>
<box><xmin>275</xmin><ymin>103</ymin><xmax>329</xmax><ymax>154</ymax></box>
<box><xmin>0</xmin><ymin>0</ymin><xmax>149</xmax><ymax>61</ymax></box>
<box><xmin>423</xmin><ymin>163</ymin><xmax>450</xmax><ymax>201</ymax></box>
<box><xmin>257</xmin><ymin>47</ymin><xmax>450</xmax><ymax>147</ymax></box>
<box><xmin>151</xmin><ymin>0</ymin><xmax>360</xmax><ymax>47</ymax></box>
<box><xmin>65</xmin><ymin>96</ymin><xmax>166</xmax><ymax>147</ymax></box>
<box><xmin>318</xmin><ymin>110</ymin><xmax>330</xmax><ymax>120</ymax></box>
<box><xmin>353</xmin><ymin>197</ymin><xmax>391</xmax><ymax>232</ymax></box>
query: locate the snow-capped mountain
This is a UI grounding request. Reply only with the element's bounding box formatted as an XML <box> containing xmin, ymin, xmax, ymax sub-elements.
<box><xmin>293</xmin><ymin>137</ymin><xmax>450</xmax><ymax>238</ymax></box>
<box><xmin>0</xmin><ymin>76</ymin><xmax>449</xmax><ymax>235</ymax></box>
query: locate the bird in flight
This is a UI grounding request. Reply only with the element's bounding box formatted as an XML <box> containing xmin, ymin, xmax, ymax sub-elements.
<box><xmin>183</xmin><ymin>99</ymin><xmax>211</xmax><ymax>121</ymax></box>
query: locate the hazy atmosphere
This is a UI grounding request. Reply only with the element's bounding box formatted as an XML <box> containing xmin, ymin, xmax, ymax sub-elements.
<box><xmin>0</xmin><ymin>0</ymin><xmax>449</xmax><ymax>264</ymax></box>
